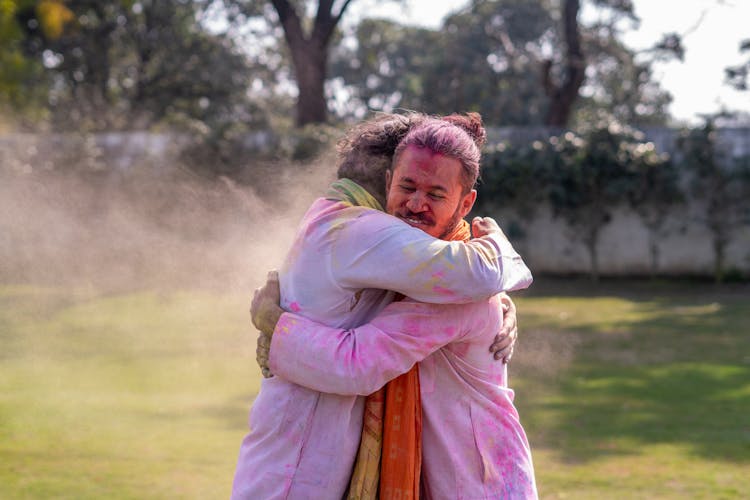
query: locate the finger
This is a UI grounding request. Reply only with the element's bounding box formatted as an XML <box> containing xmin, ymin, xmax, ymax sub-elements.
<box><xmin>498</xmin><ymin>324</ymin><xmax>516</xmax><ymax>341</ymax></box>
<box><xmin>256</xmin><ymin>334</ymin><xmax>270</xmax><ymax>351</ymax></box>
<box><xmin>494</xmin><ymin>345</ymin><xmax>512</xmax><ymax>361</ymax></box>
<box><xmin>267</xmin><ymin>270</ymin><xmax>279</xmax><ymax>283</ymax></box>
<box><xmin>251</xmin><ymin>287</ymin><xmax>265</xmax><ymax>310</ymax></box>
<box><xmin>256</xmin><ymin>356</ymin><xmax>269</xmax><ymax>372</ymax></box>
<box><xmin>494</xmin><ymin>349</ymin><xmax>507</xmax><ymax>361</ymax></box>
<box><xmin>502</xmin><ymin>314</ymin><xmax>517</xmax><ymax>330</ymax></box>
<box><xmin>489</xmin><ymin>334</ymin><xmax>513</xmax><ymax>354</ymax></box>
<box><xmin>258</xmin><ymin>342</ymin><xmax>270</xmax><ymax>354</ymax></box>
<box><xmin>499</xmin><ymin>294</ymin><xmax>513</xmax><ymax>313</ymax></box>
<box><xmin>489</xmin><ymin>332</ymin><xmax>506</xmax><ymax>346</ymax></box>
<box><xmin>491</xmin><ymin>340</ymin><xmax>512</xmax><ymax>356</ymax></box>
<box><xmin>257</xmin><ymin>335</ymin><xmax>271</xmax><ymax>354</ymax></box>
<box><xmin>502</xmin><ymin>295</ymin><xmax>516</xmax><ymax>313</ymax></box>
<box><xmin>250</xmin><ymin>288</ymin><xmax>259</xmax><ymax>313</ymax></box>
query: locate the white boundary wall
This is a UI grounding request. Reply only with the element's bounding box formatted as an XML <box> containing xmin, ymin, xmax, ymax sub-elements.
<box><xmin>493</xmin><ymin>205</ymin><xmax>750</xmax><ymax>277</ymax></box>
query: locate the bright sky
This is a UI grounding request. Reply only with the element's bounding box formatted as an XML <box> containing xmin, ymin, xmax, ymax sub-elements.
<box><xmin>345</xmin><ymin>0</ymin><xmax>750</xmax><ymax>124</ymax></box>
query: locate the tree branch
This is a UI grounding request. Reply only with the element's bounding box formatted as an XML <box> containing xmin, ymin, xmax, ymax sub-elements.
<box><xmin>541</xmin><ymin>59</ymin><xmax>554</xmax><ymax>96</ymax></box>
<box><xmin>543</xmin><ymin>0</ymin><xmax>586</xmax><ymax>126</ymax></box>
<box><xmin>270</xmin><ymin>0</ymin><xmax>306</xmax><ymax>47</ymax></box>
<box><xmin>312</xmin><ymin>0</ymin><xmax>355</xmax><ymax>45</ymax></box>
<box><xmin>563</xmin><ymin>0</ymin><xmax>584</xmax><ymax>66</ymax></box>
<box><xmin>333</xmin><ymin>0</ymin><xmax>356</xmax><ymax>24</ymax></box>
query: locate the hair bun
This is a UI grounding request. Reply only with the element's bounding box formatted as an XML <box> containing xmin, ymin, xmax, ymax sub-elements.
<box><xmin>441</xmin><ymin>112</ymin><xmax>486</xmax><ymax>148</ymax></box>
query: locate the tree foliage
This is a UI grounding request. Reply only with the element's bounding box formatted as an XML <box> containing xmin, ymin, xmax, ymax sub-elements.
<box><xmin>329</xmin><ymin>0</ymin><xmax>674</xmax><ymax>128</ymax></box>
<box><xmin>3</xmin><ymin>0</ymin><xmax>260</xmax><ymax>131</ymax></box>
<box><xmin>2</xmin><ymin>0</ymin><xmax>682</xmax><ymax>131</ymax></box>
<box><xmin>0</xmin><ymin>0</ymin><xmax>48</xmax><ymax>116</ymax></box>
<box><xmin>624</xmin><ymin>140</ymin><xmax>682</xmax><ymax>278</ymax></box>
<box><xmin>475</xmin><ymin>134</ymin><xmax>556</xmax><ymax>218</ymax></box>
<box><xmin>545</xmin><ymin>125</ymin><xmax>643</xmax><ymax>280</ymax></box>
<box><xmin>725</xmin><ymin>38</ymin><xmax>750</xmax><ymax>91</ymax></box>
<box><xmin>330</xmin><ymin>0</ymin><xmax>552</xmax><ymax>123</ymax></box>
<box><xmin>677</xmin><ymin>121</ymin><xmax>750</xmax><ymax>282</ymax></box>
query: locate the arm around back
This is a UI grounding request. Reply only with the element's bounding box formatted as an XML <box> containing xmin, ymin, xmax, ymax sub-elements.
<box><xmin>268</xmin><ymin>300</ymin><xmax>481</xmax><ymax>395</ymax></box>
<box><xmin>333</xmin><ymin>210</ymin><xmax>532</xmax><ymax>303</ymax></box>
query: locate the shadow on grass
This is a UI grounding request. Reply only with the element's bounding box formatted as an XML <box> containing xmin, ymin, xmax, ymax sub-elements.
<box><xmin>545</xmin><ymin>361</ymin><xmax>750</xmax><ymax>463</ymax></box>
<box><xmin>514</xmin><ymin>278</ymin><xmax>750</xmax><ymax>464</ymax></box>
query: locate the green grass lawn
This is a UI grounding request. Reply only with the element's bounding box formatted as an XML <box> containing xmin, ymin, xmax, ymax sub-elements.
<box><xmin>0</xmin><ymin>286</ymin><xmax>257</xmax><ymax>499</ymax></box>
<box><xmin>1</xmin><ymin>279</ymin><xmax>748</xmax><ymax>498</ymax></box>
<box><xmin>512</xmin><ymin>279</ymin><xmax>750</xmax><ymax>499</ymax></box>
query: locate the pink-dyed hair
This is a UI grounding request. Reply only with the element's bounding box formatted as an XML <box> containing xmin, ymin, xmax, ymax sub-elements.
<box><xmin>393</xmin><ymin>114</ymin><xmax>485</xmax><ymax>193</ymax></box>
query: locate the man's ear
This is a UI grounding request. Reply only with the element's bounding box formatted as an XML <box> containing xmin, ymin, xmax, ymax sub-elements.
<box><xmin>459</xmin><ymin>189</ymin><xmax>478</xmax><ymax>218</ymax></box>
<box><xmin>384</xmin><ymin>169</ymin><xmax>392</xmax><ymax>197</ymax></box>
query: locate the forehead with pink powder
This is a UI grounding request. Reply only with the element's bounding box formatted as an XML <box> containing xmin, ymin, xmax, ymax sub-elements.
<box><xmin>392</xmin><ymin>118</ymin><xmax>482</xmax><ymax>192</ymax></box>
<box><xmin>399</xmin><ymin>144</ymin><xmax>453</xmax><ymax>175</ymax></box>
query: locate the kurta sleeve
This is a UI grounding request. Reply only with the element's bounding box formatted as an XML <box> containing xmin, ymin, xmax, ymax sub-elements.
<box><xmin>268</xmin><ymin>300</ymin><xmax>483</xmax><ymax>396</ymax></box>
<box><xmin>331</xmin><ymin>210</ymin><xmax>532</xmax><ymax>303</ymax></box>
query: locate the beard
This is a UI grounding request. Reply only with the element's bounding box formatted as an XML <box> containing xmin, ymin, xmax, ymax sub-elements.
<box><xmin>437</xmin><ymin>205</ymin><xmax>466</xmax><ymax>240</ymax></box>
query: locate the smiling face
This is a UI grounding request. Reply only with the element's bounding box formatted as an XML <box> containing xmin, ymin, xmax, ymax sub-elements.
<box><xmin>385</xmin><ymin>144</ymin><xmax>477</xmax><ymax>239</ymax></box>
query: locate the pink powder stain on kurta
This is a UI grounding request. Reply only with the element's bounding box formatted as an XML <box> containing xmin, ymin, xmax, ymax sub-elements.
<box><xmin>289</xmin><ymin>302</ymin><xmax>301</xmax><ymax>313</ymax></box>
<box><xmin>432</xmin><ymin>285</ymin><xmax>458</xmax><ymax>297</ymax></box>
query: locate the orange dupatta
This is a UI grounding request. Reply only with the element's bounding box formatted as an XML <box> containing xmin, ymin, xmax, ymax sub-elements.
<box><xmin>348</xmin><ymin>220</ymin><xmax>473</xmax><ymax>500</ymax></box>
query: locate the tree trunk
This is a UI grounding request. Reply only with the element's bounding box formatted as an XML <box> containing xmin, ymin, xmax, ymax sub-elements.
<box><xmin>708</xmin><ymin>205</ymin><xmax>730</xmax><ymax>283</ymax></box>
<box><xmin>585</xmin><ymin>227</ymin><xmax>600</xmax><ymax>282</ymax></box>
<box><xmin>589</xmin><ymin>244</ymin><xmax>599</xmax><ymax>282</ymax></box>
<box><xmin>271</xmin><ymin>0</ymin><xmax>354</xmax><ymax>127</ymax></box>
<box><xmin>289</xmin><ymin>42</ymin><xmax>328</xmax><ymax>126</ymax></box>
<box><xmin>713</xmin><ymin>235</ymin><xmax>726</xmax><ymax>284</ymax></box>
<box><xmin>542</xmin><ymin>0</ymin><xmax>586</xmax><ymax>127</ymax></box>
<box><xmin>649</xmin><ymin>235</ymin><xmax>659</xmax><ymax>281</ymax></box>
<box><xmin>646</xmin><ymin>225</ymin><xmax>660</xmax><ymax>280</ymax></box>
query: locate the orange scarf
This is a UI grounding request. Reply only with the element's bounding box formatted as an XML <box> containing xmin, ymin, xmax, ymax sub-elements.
<box><xmin>348</xmin><ymin>219</ymin><xmax>472</xmax><ymax>499</ymax></box>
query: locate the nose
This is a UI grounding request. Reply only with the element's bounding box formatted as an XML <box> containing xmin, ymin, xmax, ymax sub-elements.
<box><xmin>405</xmin><ymin>192</ymin><xmax>427</xmax><ymax>212</ymax></box>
